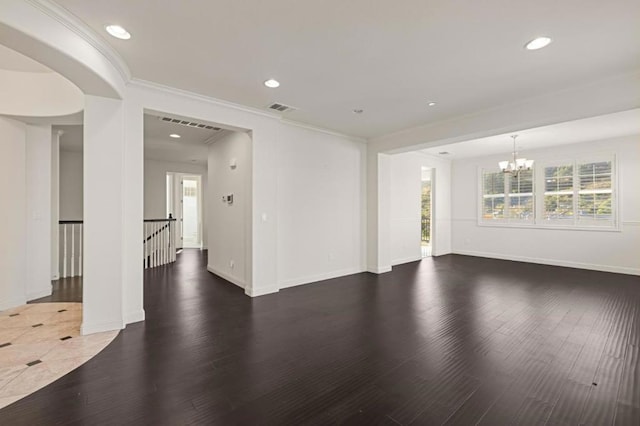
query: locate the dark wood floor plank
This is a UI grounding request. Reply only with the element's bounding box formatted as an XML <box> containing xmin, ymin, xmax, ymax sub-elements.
<box><xmin>3</xmin><ymin>252</ymin><xmax>639</xmax><ymax>425</ymax></box>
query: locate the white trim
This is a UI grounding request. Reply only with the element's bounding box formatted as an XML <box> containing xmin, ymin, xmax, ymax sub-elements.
<box><xmin>367</xmin><ymin>266</ymin><xmax>392</xmax><ymax>274</ymax></box>
<box><xmin>0</xmin><ymin>296</ymin><xmax>27</xmax><ymax>311</ymax></box>
<box><xmin>130</xmin><ymin>79</ymin><xmax>281</xmax><ymax>120</ymax></box>
<box><xmin>279</xmin><ymin>267</ymin><xmax>364</xmax><ymax>289</ymax></box>
<box><xmin>280</xmin><ymin>119</ymin><xmax>366</xmax><ymax>144</ymax></box>
<box><xmin>476</xmin><ymin>222</ymin><xmax>622</xmax><ymax>232</ymax></box>
<box><xmin>26</xmin><ymin>287</ymin><xmax>52</xmax><ymax>301</ymax></box>
<box><xmin>124</xmin><ymin>309</ymin><xmax>145</xmax><ymax>325</ymax></box>
<box><xmin>245</xmin><ymin>286</ymin><xmax>279</xmax><ymax>297</ymax></box>
<box><xmin>207</xmin><ymin>265</ymin><xmax>246</xmax><ymax>289</ymax></box>
<box><xmin>27</xmin><ymin>0</ymin><xmax>131</xmax><ymax>82</ymax></box>
<box><xmin>453</xmin><ymin>250</ymin><xmax>640</xmax><ymax>276</ymax></box>
<box><xmin>391</xmin><ymin>255</ymin><xmax>423</xmax><ymax>266</ymax></box>
<box><xmin>81</xmin><ymin>320</ymin><xmax>124</xmax><ymax>335</ymax></box>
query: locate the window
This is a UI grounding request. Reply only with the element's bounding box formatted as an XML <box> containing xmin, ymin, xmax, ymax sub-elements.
<box><xmin>480</xmin><ymin>154</ymin><xmax>616</xmax><ymax>229</ymax></box>
<box><xmin>481</xmin><ymin>169</ymin><xmax>533</xmax><ymax>224</ymax></box>
<box><xmin>482</xmin><ymin>172</ymin><xmax>504</xmax><ymax>220</ymax></box>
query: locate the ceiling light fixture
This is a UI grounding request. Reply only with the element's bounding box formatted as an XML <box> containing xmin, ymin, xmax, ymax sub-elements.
<box><xmin>525</xmin><ymin>36</ymin><xmax>552</xmax><ymax>50</ymax></box>
<box><xmin>427</xmin><ymin>102</ymin><xmax>437</xmax><ymax>107</ymax></box>
<box><xmin>105</xmin><ymin>25</ymin><xmax>131</xmax><ymax>40</ymax></box>
<box><xmin>169</xmin><ymin>134</ymin><xmax>181</xmax><ymax>138</ymax></box>
<box><xmin>499</xmin><ymin>135</ymin><xmax>533</xmax><ymax>177</ymax></box>
<box><xmin>438</xmin><ymin>151</ymin><xmax>450</xmax><ymax>155</ymax></box>
<box><xmin>264</xmin><ymin>79</ymin><xmax>280</xmax><ymax>88</ymax></box>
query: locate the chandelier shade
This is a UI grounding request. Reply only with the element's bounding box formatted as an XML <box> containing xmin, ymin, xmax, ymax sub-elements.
<box><xmin>499</xmin><ymin>135</ymin><xmax>533</xmax><ymax>177</ymax></box>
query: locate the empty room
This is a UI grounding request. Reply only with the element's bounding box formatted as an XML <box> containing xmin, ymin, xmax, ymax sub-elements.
<box><xmin>1</xmin><ymin>0</ymin><xmax>639</xmax><ymax>424</ymax></box>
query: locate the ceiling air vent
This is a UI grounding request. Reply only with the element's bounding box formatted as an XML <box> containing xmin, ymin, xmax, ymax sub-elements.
<box><xmin>159</xmin><ymin>116</ymin><xmax>221</xmax><ymax>131</ymax></box>
<box><xmin>267</xmin><ymin>102</ymin><xmax>297</xmax><ymax>113</ymax></box>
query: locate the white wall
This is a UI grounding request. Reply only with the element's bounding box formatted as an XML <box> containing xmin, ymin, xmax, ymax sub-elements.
<box><xmin>389</xmin><ymin>151</ymin><xmax>452</xmax><ymax>265</ymax></box>
<box><xmin>51</xmin><ymin>131</ymin><xmax>60</xmax><ymax>279</ymax></box>
<box><xmin>25</xmin><ymin>124</ymin><xmax>52</xmax><ymax>300</ymax></box>
<box><xmin>451</xmin><ymin>135</ymin><xmax>640</xmax><ymax>275</ymax></box>
<box><xmin>277</xmin><ymin>123</ymin><xmax>367</xmax><ymax>288</ymax></box>
<box><xmin>0</xmin><ymin>117</ymin><xmax>27</xmax><ymax>310</ymax></box>
<box><xmin>207</xmin><ymin>131</ymin><xmax>251</xmax><ymax>288</ymax></box>
<box><xmin>59</xmin><ymin>150</ymin><xmax>83</xmax><ymax>220</ymax></box>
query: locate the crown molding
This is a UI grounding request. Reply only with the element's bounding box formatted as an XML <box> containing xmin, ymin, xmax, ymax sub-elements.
<box><xmin>280</xmin><ymin>119</ymin><xmax>367</xmax><ymax>143</ymax></box>
<box><xmin>25</xmin><ymin>0</ymin><xmax>131</xmax><ymax>82</ymax></box>
<box><xmin>129</xmin><ymin>78</ymin><xmax>283</xmax><ymax>120</ymax></box>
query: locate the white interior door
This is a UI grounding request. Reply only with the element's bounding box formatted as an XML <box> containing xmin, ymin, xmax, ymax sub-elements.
<box><xmin>181</xmin><ymin>175</ymin><xmax>201</xmax><ymax>248</ymax></box>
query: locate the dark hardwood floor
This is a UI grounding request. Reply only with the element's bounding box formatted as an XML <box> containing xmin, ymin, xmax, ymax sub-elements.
<box><xmin>2</xmin><ymin>250</ymin><xmax>639</xmax><ymax>425</ymax></box>
<box><xmin>30</xmin><ymin>276</ymin><xmax>83</xmax><ymax>303</ymax></box>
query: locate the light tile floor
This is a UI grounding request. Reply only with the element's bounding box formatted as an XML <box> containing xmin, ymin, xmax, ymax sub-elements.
<box><xmin>0</xmin><ymin>303</ymin><xmax>118</xmax><ymax>409</ymax></box>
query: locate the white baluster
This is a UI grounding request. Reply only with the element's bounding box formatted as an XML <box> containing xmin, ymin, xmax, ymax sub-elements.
<box><xmin>143</xmin><ymin>223</ymin><xmax>147</xmax><ymax>269</ymax></box>
<box><xmin>63</xmin><ymin>224</ymin><xmax>68</xmax><ymax>278</ymax></box>
<box><xmin>70</xmin><ymin>224</ymin><xmax>75</xmax><ymax>277</ymax></box>
<box><xmin>79</xmin><ymin>224</ymin><xmax>83</xmax><ymax>276</ymax></box>
<box><xmin>153</xmin><ymin>222</ymin><xmax>157</xmax><ymax>268</ymax></box>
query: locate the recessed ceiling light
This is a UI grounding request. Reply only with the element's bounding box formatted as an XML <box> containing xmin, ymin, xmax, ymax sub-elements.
<box><xmin>525</xmin><ymin>36</ymin><xmax>552</xmax><ymax>50</ymax></box>
<box><xmin>353</xmin><ymin>109</ymin><xmax>364</xmax><ymax>114</ymax></box>
<box><xmin>264</xmin><ymin>79</ymin><xmax>280</xmax><ymax>88</ymax></box>
<box><xmin>105</xmin><ymin>25</ymin><xmax>131</xmax><ymax>40</ymax></box>
<box><xmin>169</xmin><ymin>134</ymin><xmax>181</xmax><ymax>138</ymax></box>
<box><xmin>427</xmin><ymin>102</ymin><xmax>437</xmax><ymax>107</ymax></box>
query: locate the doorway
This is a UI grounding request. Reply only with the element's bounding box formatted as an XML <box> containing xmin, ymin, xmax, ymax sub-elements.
<box><xmin>166</xmin><ymin>173</ymin><xmax>203</xmax><ymax>249</ymax></box>
<box><xmin>421</xmin><ymin>167</ymin><xmax>433</xmax><ymax>258</ymax></box>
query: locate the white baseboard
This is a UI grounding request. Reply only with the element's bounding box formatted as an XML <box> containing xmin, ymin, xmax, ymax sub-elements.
<box><xmin>279</xmin><ymin>267</ymin><xmax>364</xmax><ymax>289</ymax></box>
<box><xmin>0</xmin><ymin>296</ymin><xmax>27</xmax><ymax>312</ymax></box>
<box><xmin>391</xmin><ymin>255</ymin><xmax>423</xmax><ymax>266</ymax></box>
<box><xmin>245</xmin><ymin>286</ymin><xmax>279</xmax><ymax>297</ymax></box>
<box><xmin>81</xmin><ymin>319</ymin><xmax>124</xmax><ymax>335</ymax></box>
<box><xmin>124</xmin><ymin>309</ymin><xmax>145</xmax><ymax>325</ymax></box>
<box><xmin>27</xmin><ymin>287</ymin><xmax>52</xmax><ymax>302</ymax></box>
<box><xmin>453</xmin><ymin>250</ymin><xmax>640</xmax><ymax>276</ymax></box>
<box><xmin>367</xmin><ymin>266</ymin><xmax>392</xmax><ymax>274</ymax></box>
<box><xmin>207</xmin><ymin>265</ymin><xmax>246</xmax><ymax>289</ymax></box>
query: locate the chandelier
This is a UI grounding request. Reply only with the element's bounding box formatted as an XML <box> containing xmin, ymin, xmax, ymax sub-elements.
<box><xmin>498</xmin><ymin>135</ymin><xmax>533</xmax><ymax>177</ymax></box>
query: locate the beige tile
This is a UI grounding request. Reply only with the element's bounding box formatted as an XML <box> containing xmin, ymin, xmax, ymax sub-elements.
<box><xmin>0</xmin><ymin>362</ymin><xmax>60</xmax><ymax>398</ymax></box>
<box><xmin>0</xmin><ymin>326</ymin><xmax>29</xmax><ymax>344</ymax></box>
<box><xmin>12</xmin><ymin>324</ymin><xmax>78</xmax><ymax>345</ymax></box>
<box><xmin>0</xmin><ymin>302</ymin><xmax>118</xmax><ymax>407</ymax></box>
<box><xmin>0</xmin><ymin>393</ymin><xmax>28</xmax><ymax>410</ymax></box>
<box><xmin>0</xmin><ymin>304</ymin><xmax>34</xmax><ymax>317</ymax></box>
<box><xmin>0</xmin><ymin>365</ymin><xmax>28</xmax><ymax>390</ymax></box>
<box><xmin>0</xmin><ymin>312</ymin><xmax>58</xmax><ymax>329</ymax></box>
<box><xmin>45</xmin><ymin>356</ymin><xmax>93</xmax><ymax>375</ymax></box>
<box><xmin>0</xmin><ymin>342</ymin><xmax>58</xmax><ymax>368</ymax></box>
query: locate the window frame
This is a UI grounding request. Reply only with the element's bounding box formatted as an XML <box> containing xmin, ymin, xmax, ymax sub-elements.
<box><xmin>478</xmin><ymin>153</ymin><xmax>619</xmax><ymax>232</ymax></box>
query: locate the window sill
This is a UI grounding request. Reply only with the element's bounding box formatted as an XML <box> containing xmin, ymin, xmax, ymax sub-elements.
<box><xmin>477</xmin><ymin>221</ymin><xmax>621</xmax><ymax>232</ymax></box>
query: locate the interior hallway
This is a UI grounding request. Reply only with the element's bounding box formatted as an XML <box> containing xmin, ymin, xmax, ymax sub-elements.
<box><xmin>1</xmin><ymin>250</ymin><xmax>639</xmax><ymax>424</ymax></box>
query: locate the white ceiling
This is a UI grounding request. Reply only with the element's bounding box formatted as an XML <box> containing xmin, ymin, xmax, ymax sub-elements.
<box><xmin>58</xmin><ymin>114</ymin><xmax>231</xmax><ymax>166</ymax></box>
<box><xmin>0</xmin><ymin>43</ymin><xmax>52</xmax><ymax>73</ymax></box>
<box><xmin>54</xmin><ymin>0</ymin><xmax>640</xmax><ymax>138</ymax></box>
<box><xmin>421</xmin><ymin>108</ymin><xmax>640</xmax><ymax>159</ymax></box>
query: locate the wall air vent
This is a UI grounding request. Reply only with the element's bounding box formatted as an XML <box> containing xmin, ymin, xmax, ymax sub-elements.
<box><xmin>159</xmin><ymin>116</ymin><xmax>221</xmax><ymax>131</ymax></box>
<box><xmin>267</xmin><ymin>102</ymin><xmax>297</xmax><ymax>113</ymax></box>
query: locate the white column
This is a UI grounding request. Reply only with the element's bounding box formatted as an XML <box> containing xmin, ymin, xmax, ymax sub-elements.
<box><xmin>51</xmin><ymin>130</ymin><xmax>61</xmax><ymax>280</ymax></box>
<box><xmin>82</xmin><ymin>95</ymin><xmax>126</xmax><ymax>335</ymax></box>
<box><xmin>0</xmin><ymin>117</ymin><xmax>27</xmax><ymax>310</ymax></box>
<box><xmin>25</xmin><ymin>124</ymin><xmax>52</xmax><ymax>300</ymax></box>
<box><xmin>367</xmin><ymin>151</ymin><xmax>392</xmax><ymax>273</ymax></box>
<box><xmin>247</xmin><ymin>123</ymin><xmax>279</xmax><ymax>297</ymax></box>
<box><xmin>122</xmin><ymin>100</ymin><xmax>144</xmax><ymax>325</ymax></box>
